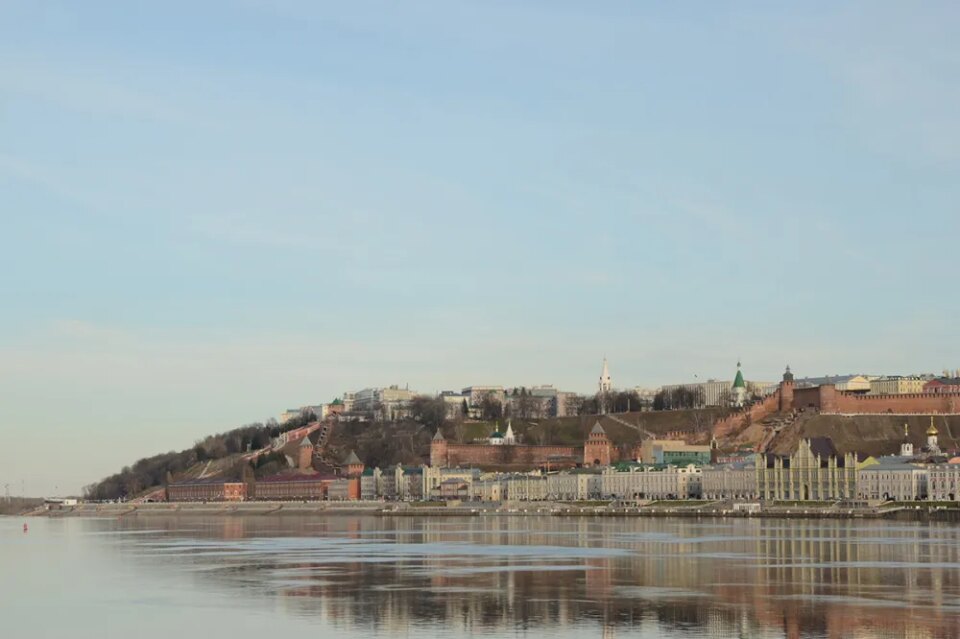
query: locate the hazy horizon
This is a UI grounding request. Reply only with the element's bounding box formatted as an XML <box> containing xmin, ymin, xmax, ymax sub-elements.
<box><xmin>3</xmin><ymin>1</ymin><xmax>959</xmax><ymax>494</ymax></box>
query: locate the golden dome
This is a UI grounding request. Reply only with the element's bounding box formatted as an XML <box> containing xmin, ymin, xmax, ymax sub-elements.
<box><xmin>927</xmin><ymin>417</ymin><xmax>939</xmax><ymax>436</ymax></box>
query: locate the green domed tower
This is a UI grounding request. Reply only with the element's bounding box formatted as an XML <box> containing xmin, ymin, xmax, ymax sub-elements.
<box><xmin>731</xmin><ymin>361</ymin><xmax>747</xmax><ymax>407</ymax></box>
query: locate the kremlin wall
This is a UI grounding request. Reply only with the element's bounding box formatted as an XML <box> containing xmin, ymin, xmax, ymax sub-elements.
<box><xmin>713</xmin><ymin>367</ymin><xmax>960</xmax><ymax>440</ymax></box>
<box><xmin>430</xmin><ymin>423</ymin><xmax>615</xmax><ymax>469</ymax></box>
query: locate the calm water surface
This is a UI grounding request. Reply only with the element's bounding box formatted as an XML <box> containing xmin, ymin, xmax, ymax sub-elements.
<box><xmin>2</xmin><ymin>515</ymin><xmax>960</xmax><ymax>638</ymax></box>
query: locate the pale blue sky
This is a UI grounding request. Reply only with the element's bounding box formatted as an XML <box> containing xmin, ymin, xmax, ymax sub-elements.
<box><xmin>2</xmin><ymin>1</ymin><xmax>958</xmax><ymax>494</ymax></box>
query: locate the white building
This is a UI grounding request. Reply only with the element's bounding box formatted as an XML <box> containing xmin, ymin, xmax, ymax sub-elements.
<box><xmin>600</xmin><ymin>464</ymin><xmax>702</xmax><ymax>501</ymax></box>
<box><xmin>857</xmin><ymin>458</ymin><xmax>927</xmax><ymax>502</ymax></box>
<box><xmin>352</xmin><ymin>385</ymin><xmax>416</xmax><ymax>420</ymax></box>
<box><xmin>503</xmin><ymin>473</ymin><xmax>548</xmax><ymax>501</ymax></box>
<box><xmin>547</xmin><ymin>472</ymin><xmax>601</xmax><ymax>501</ymax></box>
<box><xmin>702</xmin><ymin>463</ymin><xmax>759</xmax><ymax>501</ymax></box>
<box><xmin>927</xmin><ymin>465</ymin><xmax>960</xmax><ymax>502</ymax></box>
<box><xmin>439</xmin><ymin>391</ymin><xmax>467</xmax><ymax>418</ymax></box>
<box><xmin>423</xmin><ymin>467</ymin><xmax>481</xmax><ymax>499</ymax></box>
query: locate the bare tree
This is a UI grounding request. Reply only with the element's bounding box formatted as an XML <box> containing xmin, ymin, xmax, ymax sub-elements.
<box><xmin>453</xmin><ymin>413</ymin><xmax>466</xmax><ymax>443</ymax></box>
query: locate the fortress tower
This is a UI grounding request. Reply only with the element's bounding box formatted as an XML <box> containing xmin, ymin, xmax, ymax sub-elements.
<box><xmin>779</xmin><ymin>365</ymin><xmax>795</xmax><ymax>412</ymax></box>
<box><xmin>430</xmin><ymin>429</ymin><xmax>449</xmax><ymax>467</ymax></box>
<box><xmin>297</xmin><ymin>435</ymin><xmax>314</xmax><ymax>471</ymax></box>
<box><xmin>342</xmin><ymin>450</ymin><xmax>365</xmax><ymax>478</ymax></box>
<box><xmin>584</xmin><ymin>422</ymin><xmax>613</xmax><ymax>467</ymax></box>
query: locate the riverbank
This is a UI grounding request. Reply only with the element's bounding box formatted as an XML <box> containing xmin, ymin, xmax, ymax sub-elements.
<box><xmin>27</xmin><ymin>500</ymin><xmax>960</xmax><ymax>522</ymax></box>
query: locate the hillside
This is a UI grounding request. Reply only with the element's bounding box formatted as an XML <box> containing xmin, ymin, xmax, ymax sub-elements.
<box><xmin>766</xmin><ymin>414</ymin><xmax>960</xmax><ymax>458</ymax></box>
<box><xmin>329</xmin><ymin>408</ymin><xmax>730</xmax><ymax>468</ymax></box>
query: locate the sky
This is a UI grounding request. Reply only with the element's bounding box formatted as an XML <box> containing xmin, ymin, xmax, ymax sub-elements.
<box><xmin>2</xmin><ymin>1</ymin><xmax>959</xmax><ymax>495</ymax></box>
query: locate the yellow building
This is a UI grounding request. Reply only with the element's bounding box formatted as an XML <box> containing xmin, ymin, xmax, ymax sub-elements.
<box><xmin>869</xmin><ymin>376</ymin><xmax>928</xmax><ymax>395</ymax></box>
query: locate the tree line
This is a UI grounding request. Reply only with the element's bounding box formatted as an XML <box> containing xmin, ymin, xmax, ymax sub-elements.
<box><xmin>83</xmin><ymin>412</ymin><xmax>317</xmax><ymax>501</ymax></box>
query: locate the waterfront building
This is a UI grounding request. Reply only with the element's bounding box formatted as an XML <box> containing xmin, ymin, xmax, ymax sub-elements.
<box><xmin>360</xmin><ymin>467</ymin><xmax>382</xmax><ymax>500</ymax></box>
<box><xmin>437</xmin><ymin>478</ymin><xmax>471</xmax><ymax>500</ymax></box>
<box><xmin>376</xmin><ymin>464</ymin><xmax>423</xmax><ymax>501</ymax></box>
<box><xmin>927</xmin><ymin>465</ymin><xmax>960</xmax><ymax>501</ymax></box>
<box><xmin>167</xmin><ymin>478</ymin><xmax>247</xmax><ymax>502</ymax></box>
<box><xmin>756</xmin><ymin>437</ymin><xmax>858</xmax><ymax>501</ymax></box>
<box><xmin>857</xmin><ymin>457</ymin><xmax>927</xmax><ymax>502</ymax></box>
<box><xmin>600</xmin><ymin>463</ymin><xmax>702</xmax><ymax>501</ymax></box>
<box><xmin>326</xmin><ymin>478</ymin><xmax>360</xmax><ymax>501</ymax></box>
<box><xmin>471</xmin><ymin>478</ymin><xmax>503</xmax><ymax>501</ymax></box>
<box><xmin>423</xmin><ymin>466</ymin><xmax>481</xmax><ymax>499</ymax></box>
<box><xmin>254</xmin><ymin>473</ymin><xmax>336</xmax><ymax>500</ymax></box>
<box><xmin>503</xmin><ymin>473</ymin><xmax>548</xmax><ymax>501</ymax></box>
<box><xmin>547</xmin><ymin>471</ymin><xmax>601</xmax><ymax>501</ymax></box>
<box><xmin>701</xmin><ymin>462</ymin><xmax>759</xmax><ymax>501</ymax></box>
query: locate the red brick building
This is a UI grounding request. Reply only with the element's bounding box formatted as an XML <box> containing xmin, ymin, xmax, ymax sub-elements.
<box><xmin>167</xmin><ymin>478</ymin><xmax>248</xmax><ymax>502</ymax></box>
<box><xmin>253</xmin><ymin>473</ymin><xmax>337</xmax><ymax>500</ymax></box>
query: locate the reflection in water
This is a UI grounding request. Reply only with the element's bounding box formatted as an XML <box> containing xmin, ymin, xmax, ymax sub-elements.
<box><xmin>19</xmin><ymin>516</ymin><xmax>960</xmax><ymax>638</ymax></box>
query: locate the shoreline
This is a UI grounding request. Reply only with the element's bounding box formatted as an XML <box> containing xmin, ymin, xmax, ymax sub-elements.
<box><xmin>28</xmin><ymin>501</ymin><xmax>960</xmax><ymax>522</ymax></box>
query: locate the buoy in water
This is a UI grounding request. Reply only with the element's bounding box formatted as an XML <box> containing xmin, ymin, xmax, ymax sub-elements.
<box><xmin>23</xmin><ymin>523</ymin><xmax>28</xmax><ymax>533</ymax></box>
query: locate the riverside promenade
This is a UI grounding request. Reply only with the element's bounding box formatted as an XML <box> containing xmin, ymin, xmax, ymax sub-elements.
<box><xmin>29</xmin><ymin>500</ymin><xmax>960</xmax><ymax>522</ymax></box>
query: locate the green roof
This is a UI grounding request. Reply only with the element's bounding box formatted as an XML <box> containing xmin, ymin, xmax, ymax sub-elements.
<box><xmin>490</xmin><ymin>431</ymin><xmax>503</xmax><ymax>438</ymax></box>
<box><xmin>331</xmin><ymin>398</ymin><xmax>343</xmax><ymax>405</ymax></box>
<box><xmin>732</xmin><ymin>365</ymin><xmax>746</xmax><ymax>389</ymax></box>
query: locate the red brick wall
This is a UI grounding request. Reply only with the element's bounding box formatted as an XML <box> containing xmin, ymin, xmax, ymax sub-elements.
<box><xmin>790</xmin><ymin>384</ymin><xmax>960</xmax><ymax>414</ymax></box>
<box><xmin>711</xmin><ymin>380</ymin><xmax>960</xmax><ymax>439</ymax></box>
<box><xmin>792</xmin><ymin>386</ymin><xmax>822</xmax><ymax>409</ymax></box>
<box><xmin>443</xmin><ymin>444</ymin><xmax>580</xmax><ymax>468</ymax></box>
<box><xmin>831</xmin><ymin>391</ymin><xmax>960</xmax><ymax>414</ymax></box>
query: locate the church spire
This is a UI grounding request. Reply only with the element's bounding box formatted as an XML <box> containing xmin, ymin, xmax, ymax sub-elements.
<box><xmin>599</xmin><ymin>357</ymin><xmax>612</xmax><ymax>393</ymax></box>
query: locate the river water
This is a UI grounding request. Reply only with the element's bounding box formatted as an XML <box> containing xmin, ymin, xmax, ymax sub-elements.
<box><xmin>2</xmin><ymin>515</ymin><xmax>959</xmax><ymax>638</ymax></box>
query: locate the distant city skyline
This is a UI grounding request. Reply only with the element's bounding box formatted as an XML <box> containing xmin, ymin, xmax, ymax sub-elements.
<box><xmin>2</xmin><ymin>1</ymin><xmax>959</xmax><ymax>494</ymax></box>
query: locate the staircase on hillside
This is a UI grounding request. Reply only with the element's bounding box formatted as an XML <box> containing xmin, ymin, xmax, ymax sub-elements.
<box><xmin>312</xmin><ymin>420</ymin><xmax>338</xmax><ymax>465</ymax></box>
<box><xmin>604</xmin><ymin>413</ymin><xmax>656</xmax><ymax>440</ymax></box>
